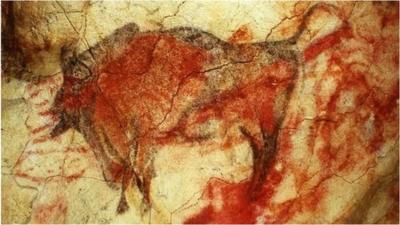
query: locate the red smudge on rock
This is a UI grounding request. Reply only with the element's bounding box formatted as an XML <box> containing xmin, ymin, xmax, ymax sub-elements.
<box><xmin>33</xmin><ymin>197</ymin><xmax>68</xmax><ymax>224</ymax></box>
<box><xmin>185</xmin><ymin>166</ymin><xmax>283</xmax><ymax>224</ymax></box>
<box><xmin>13</xmin><ymin>172</ymin><xmax>45</xmax><ymax>183</ymax></box>
<box><xmin>229</xmin><ymin>25</ymin><xmax>253</xmax><ymax>43</ymax></box>
<box><xmin>304</xmin><ymin>24</ymin><xmax>353</xmax><ymax>62</ymax></box>
<box><xmin>65</xmin><ymin>169</ymin><xmax>85</xmax><ymax>183</ymax></box>
<box><xmin>31</xmin><ymin>124</ymin><xmax>53</xmax><ymax>134</ymax></box>
<box><xmin>184</xmin><ymin>205</ymin><xmax>215</xmax><ymax>224</ymax></box>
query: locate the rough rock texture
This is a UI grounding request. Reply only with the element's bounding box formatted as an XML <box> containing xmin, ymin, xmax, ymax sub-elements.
<box><xmin>2</xmin><ymin>1</ymin><xmax>398</xmax><ymax>224</ymax></box>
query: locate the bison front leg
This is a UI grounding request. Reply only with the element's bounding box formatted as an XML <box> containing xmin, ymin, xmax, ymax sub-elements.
<box><xmin>116</xmin><ymin>167</ymin><xmax>135</xmax><ymax>213</ymax></box>
<box><xmin>78</xmin><ymin>108</ymin><xmax>141</xmax><ymax>214</ymax></box>
<box><xmin>132</xmin><ymin>141</ymin><xmax>155</xmax><ymax>209</ymax></box>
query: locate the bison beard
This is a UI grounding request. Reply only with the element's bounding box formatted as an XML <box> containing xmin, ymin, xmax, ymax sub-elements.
<box><xmin>50</xmin><ymin>15</ymin><xmax>306</xmax><ymax>213</ymax></box>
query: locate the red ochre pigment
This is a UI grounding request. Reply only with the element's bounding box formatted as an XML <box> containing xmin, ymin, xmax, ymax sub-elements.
<box><xmin>229</xmin><ymin>25</ymin><xmax>253</xmax><ymax>43</ymax></box>
<box><xmin>12</xmin><ymin>2</ymin><xmax>397</xmax><ymax>223</ymax></box>
<box><xmin>185</xmin><ymin>168</ymin><xmax>283</xmax><ymax>224</ymax></box>
<box><xmin>56</xmin><ymin>26</ymin><xmax>297</xmax><ymax>218</ymax></box>
<box><xmin>59</xmin><ymin>29</ymin><xmax>294</xmax><ymax>175</ymax></box>
<box><xmin>51</xmin><ymin>3</ymin><xmax>398</xmax><ymax>221</ymax></box>
<box><xmin>33</xmin><ymin>197</ymin><xmax>67</xmax><ymax>223</ymax></box>
<box><xmin>186</xmin><ymin>6</ymin><xmax>398</xmax><ymax>223</ymax></box>
<box><xmin>303</xmin><ymin>24</ymin><xmax>352</xmax><ymax>62</ymax></box>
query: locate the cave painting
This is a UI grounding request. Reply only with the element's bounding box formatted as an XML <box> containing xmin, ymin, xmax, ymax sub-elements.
<box><xmin>3</xmin><ymin>1</ymin><xmax>399</xmax><ymax>224</ymax></box>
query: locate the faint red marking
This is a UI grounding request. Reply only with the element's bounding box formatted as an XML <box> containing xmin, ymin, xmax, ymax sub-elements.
<box><xmin>64</xmin><ymin>146</ymin><xmax>89</xmax><ymax>154</ymax></box>
<box><xmin>38</xmin><ymin>110</ymin><xmax>54</xmax><ymax>117</ymax></box>
<box><xmin>35</xmin><ymin>100</ymin><xmax>49</xmax><ymax>107</ymax></box>
<box><xmin>33</xmin><ymin>197</ymin><xmax>68</xmax><ymax>224</ymax></box>
<box><xmin>13</xmin><ymin>172</ymin><xmax>45</xmax><ymax>183</ymax></box>
<box><xmin>65</xmin><ymin>169</ymin><xmax>85</xmax><ymax>183</ymax></box>
<box><xmin>30</xmin><ymin>124</ymin><xmax>53</xmax><ymax>135</ymax></box>
<box><xmin>27</xmin><ymin>90</ymin><xmax>41</xmax><ymax>99</ymax></box>
<box><xmin>303</xmin><ymin>24</ymin><xmax>352</xmax><ymax>62</ymax></box>
<box><xmin>32</xmin><ymin>135</ymin><xmax>52</xmax><ymax>144</ymax></box>
<box><xmin>229</xmin><ymin>25</ymin><xmax>253</xmax><ymax>43</ymax></box>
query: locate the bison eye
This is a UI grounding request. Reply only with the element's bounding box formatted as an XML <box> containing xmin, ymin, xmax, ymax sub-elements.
<box><xmin>72</xmin><ymin>83</ymin><xmax>81</xmax><ymax>93</ymax></box>
<box><xmin>71</xmin><ymin>64</ymin><xmax>91</xmax><ymax>80</ymax></box>
<box><xmin>64</xmin><ymin>56</ymin><xmax>92</xmax><ymax>81</ymax></box>
<box><xmin>72</xmin><ymin>69</ymin><xmax>86</xmax><ymax>80</ymax></box>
